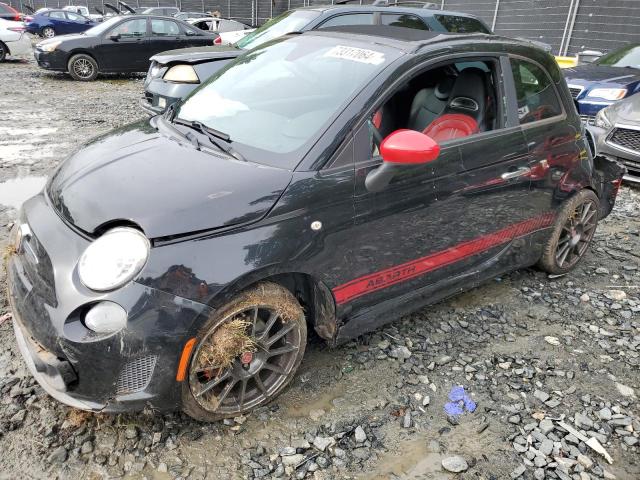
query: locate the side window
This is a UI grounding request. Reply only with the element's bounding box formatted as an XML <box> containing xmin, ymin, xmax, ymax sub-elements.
<box><xmin>66</xmin><ymin>12</ymin><xmax>83</xmax><ymax>22</ymax></box>
<box><xmin>435</xmin><ymin>15</ymin><xmax>491</xmax><ymax>34</ymax></box>
<box><xmin>151</xmin><ymin>19</ymin><xmax>180</xmax><ymax>36</ymax></box>
<box><xmin>317</xmin><ymin>13</ymin><xmax>375</xmax><ymax>29</ymax></box>
<box><xmin>359</xmin><ymin>58</ymin><xmax>501</xmax><ymax>161</ymax></box>
<box><xmin>510</xmin><ymin>58</ymin><xmax>562</xmax><ymax>124</ymax></box>
<box><xmin>381</xmin><ymin>14</ymin><xmax>428</xmax><ymax>30</ymax></box>
<box><xmin>110</xmin><ymin>19</ymin><xmax>147</xmax><ymax>38</ymax></box>
<box><xmin>49</xmin><ymin>11</ymin><xmax>66</xmax><ymax>19</ymax></box>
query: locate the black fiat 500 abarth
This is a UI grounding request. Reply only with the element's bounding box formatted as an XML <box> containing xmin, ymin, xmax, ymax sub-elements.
<box><xmin>8</xmin><ymin>26</ymin><xmax>624</xmax><ymax>421</ymax></box>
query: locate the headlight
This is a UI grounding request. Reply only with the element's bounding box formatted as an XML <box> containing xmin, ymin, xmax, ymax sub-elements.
<box><xmin>594</xmin><ymin>108</ymin><xmax>612</xmax><ymax>129</ymax></box>
<box><xmin>163</xmin><ymin>64</ymin><xmax>199</xmax><ymax>84</ymax></box>
<box><xmin>149</xmin><ymin>62</ymin><xmax>163</xmax><ymax>78</ymax></box>
<box><xmin>78</xmin><ymin>227</ymin><xmax>150</xmax><ymax>292</ymax></box>
<box><xmin>586</xmin><ymin>88</ymin><xmax>627</xmax><ymax>101</ymax></box>
<box><xmin>38</xmin><ymin>41</ymin><xmax>61</xmax><ymax>52</ymax></box>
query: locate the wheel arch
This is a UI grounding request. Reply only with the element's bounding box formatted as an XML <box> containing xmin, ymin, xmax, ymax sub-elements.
<box><xmin>0</xmin><ymin>40</ymin><xmax>8</xmax><ymax>57</ymax></box>
<box><xmin>210</xmin><ymin>268</ymin><xmax>338</xmax><ymax>344</ymax></box>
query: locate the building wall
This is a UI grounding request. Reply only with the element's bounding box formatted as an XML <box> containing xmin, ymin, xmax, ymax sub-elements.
<box><xmin>11</xmin><ymin>0</ymin><xmax>640</xmax><ymax>56</ymax></box>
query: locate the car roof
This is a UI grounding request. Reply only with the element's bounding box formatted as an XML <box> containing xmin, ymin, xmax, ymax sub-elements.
<box><xmin>298</xmin><ymin>4</ymin><xmax>483</xmax><ymax>20</ymax></box>
<box><xmin>310</xmin><ymin>24</ymin><xmax>501</xmax><ymax>53</ymax></box>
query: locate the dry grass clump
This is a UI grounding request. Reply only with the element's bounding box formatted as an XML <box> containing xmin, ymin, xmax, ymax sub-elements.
<box><xmin>197</xmin><ymin>319</ymin><xmax>256</xmax><ymax>370</ymax></box>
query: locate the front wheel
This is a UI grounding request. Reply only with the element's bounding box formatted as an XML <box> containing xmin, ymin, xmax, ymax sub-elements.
<box><xmin>68</xmin><ymin>54</ymin><xmax>98</xmax><ymax>81</ymax></box>
<box><xmin>182</xmin><ymin>282</ymin><xmax>307</xmax><ymax>422</ymax></box>
<box><xmin>41</xmin><ymin>26</ymin><xmax>55</xmax><ymax>38</ymax></box>
<box><xmin>0</xmin><ymin>42</ymin><xmax>7</xmax><ymax>62</ymax></box>
<box><xmin>538</xmin><ymin>189</ymin><xmax>600</xmax><ymax>274</ymax></box>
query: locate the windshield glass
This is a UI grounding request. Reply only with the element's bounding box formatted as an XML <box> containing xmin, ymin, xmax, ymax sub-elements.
<box><xmin>595</xmin><ymin>44</ymin><xmax>640</xmax><ymax>69</ymax></box>
<box><xmin>236</xmin><ymin>10</ymin><xmax>320</xmax><ymax>50</ymax></box>
<box><xmin>84</xmin><ymin>16</ymin><xmax>121</xmax><ymax>35</ymax></box>
<box><xmin>177</xmin><ymin>35</ymin><xmax>397</xmax><ymax>168</ymax></box>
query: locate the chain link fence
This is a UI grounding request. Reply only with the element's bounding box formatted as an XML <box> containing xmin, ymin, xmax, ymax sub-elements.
<box><xmin>8</xmin><ymin>0</ymin><xmax>640</xmax><ymax>55</ymax></box>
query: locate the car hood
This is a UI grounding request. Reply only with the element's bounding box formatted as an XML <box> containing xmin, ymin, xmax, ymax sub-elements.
<box><xmin>605</xmin><ymin>93</ymin><xmax>640</xmax><ymax>125</ymax></box>
<box><xmin>151</xmin><ymin>45</ymin><xmax>242</xmax><ymax>65</ymax></box>
<box><xmin>564</xmin><ymin>64</ymin><xmax>640</xmax><ymax>85</ymax></box>
<box><xmin>47</xmin><ymin>120</ymin><xmax>292</xmax><ymax>239</ymax></box>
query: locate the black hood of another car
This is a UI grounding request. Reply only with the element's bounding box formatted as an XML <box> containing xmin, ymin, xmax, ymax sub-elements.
<box><xmin>151</xmin><ymin>45</ymin><xmax>242</xmax><ymax>65</ymax></box>
<box><xmin>563</xmin><ymin>64</ymin><xmax>640</xmax><ymax>85</ymax></box>
<box><xmin>47</xmin><ymin>120</ymin><xmax>292</xmax><ymax>239</ymax></box>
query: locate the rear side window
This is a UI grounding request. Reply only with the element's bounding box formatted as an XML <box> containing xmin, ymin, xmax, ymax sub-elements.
<box><xmin>49</xmin><ymin>11</ymin><xmax>66</xmax><ymax>19</ymax></box>
<box><xmin>510</xmin><ymin>58</ymin><xmax>562</xmax><ymax>124</ymax></box>
<box><xmin>381</xmin><ymin>14</ymin><xmax>428</xmax><ymax>30</ymax></box>
<box><xmin>0</xmin><ymin>4</ymin><xmax>10</xmax><ymax>13</ymax></box>
<box><xmin>151</xmin><ymin>19</ymin><xmax>180</xmax><ymax>36</ymax></box>
<box><xmin>318</xmin><ymin>13</ymin><xmax>375</xmax><ymax>29</ymax></box>
<box><xmin>66</xmin><ymin>12</ymin><xmax>84</xmax><ymax>21</ymax></box>
<box><xmin>435</xmin><ymin>14</ymin><xmax>490</xmax><ymax>33</ymax></box>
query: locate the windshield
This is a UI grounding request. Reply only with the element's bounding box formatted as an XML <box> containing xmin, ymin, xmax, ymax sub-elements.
<box><xmin>176</xmin><ymin>35</ymin><xmax>398</xmax><ymax>168</ymax></box>
<box><xmin>84</xmin><ymin>16</ymin><xmax>121</xmax><ymax>35</ymax></box>
<box><xmin>595</xmin><ymin>44</ymin><xmax>640</xmax><ymax>69</ymax></box>
<box><xmin>236</xmin><ymin>10</ymin><xmax>320</xmax><ymax>50</ymax></box>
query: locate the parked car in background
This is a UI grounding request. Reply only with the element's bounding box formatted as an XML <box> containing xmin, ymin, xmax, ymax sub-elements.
<box><xmin>588</xmin><ymin>94</ymin><xmax>640</xmax><ymax>183</ymax></box>
<box><xmin>140</xmin><ymin>6</ymin><xmax>180</xmax><ymax>17</ymax></box>
<box><xmin>175</xmin><ymin>12</ymin><xmax>209</xmax><ymax>21</ymax></box>
<box><xmin>25</xmin><ymin>9</ymin><xmax>96</xmax><ymax>38</ymax></box>
<box><xmin>8</xmin><ymin>26</ymin><xmax>624</xmax><ymax>420</ymax></box>
<box><xmin>564</xmin><ymin>43</ymin><xmax>640</xmax><ymax>124</ymax></box>
<box><xmin>188</xmin><ymin>17</ymin><xmax>252</xmax><ymax>44</ymax></box>
<box><xmin>0</xmin><ymin>2</ymin><xmax>22</xmax><ymax>21</ymax></box>
<box><xmin>0</xmin><ymin>18</ymin><xmax>31</xmax><ymax>61</ymax></box>
<box><xmin>142</xmin><ymin>4</ymin><xmax>493</xmax><ymax>114</ymax></box>
<box><xmin>62</xmin><ymin>5</ymin><xmax>103</xmax><ymax>22</ymax></box>
<box><xmin>34</xmin><ymin>15</ymin><xmax>217</xmax><ymax>81</ymax></box>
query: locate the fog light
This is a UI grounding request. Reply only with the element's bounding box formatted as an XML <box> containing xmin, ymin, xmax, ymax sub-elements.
<box><xmin>158</xmin><ymin>97</ymin><xmax>167</xmax><ymax>109</ymax></box>
<box><xmin>84</xmin><ymin>302</ymin><xmax>127</xmax><ymax>333</ymax></box>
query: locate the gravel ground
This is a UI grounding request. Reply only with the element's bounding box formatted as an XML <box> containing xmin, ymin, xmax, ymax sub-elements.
<box><xmin>0</xmin><ymin>55</ymin><xmax>638</xmax><ymax>480</ymax></box>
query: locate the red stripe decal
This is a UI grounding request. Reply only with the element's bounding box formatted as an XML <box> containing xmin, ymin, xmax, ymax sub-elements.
<box><xmin>332</xmin><ymin>213</ymin><xmax>554</xmax><ymax>305</ymax></box>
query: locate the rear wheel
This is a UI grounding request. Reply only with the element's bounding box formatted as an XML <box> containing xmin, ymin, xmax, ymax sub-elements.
<box><xmin>41</xmin><ymin>26</ymin><xmax>55</xmax><ymax>38</ymax></box>
<box><xmin>68</xmin><ymin>54</ymin><xmax>98</xmax><ymax>81</ymax></box>
<box><xmin>538</xmin><ymin>189</ymin><xmax>600</xmax><ymax>274</ymax></box>
<box><xmin>0</xmin><ymin>42</ymin><xmax>7</xmax><ymax>62</ymax></box>
<box><xmin>182</xmin><ymin>282</ymin><xmax>307</xmax><ymax>422</ymax></box>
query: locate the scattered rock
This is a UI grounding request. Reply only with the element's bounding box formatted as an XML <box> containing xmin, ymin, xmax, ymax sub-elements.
<box><xmin>441</xmin><ymin>455</ymin><xmax>468</xmax><ymax>473</ymax></box>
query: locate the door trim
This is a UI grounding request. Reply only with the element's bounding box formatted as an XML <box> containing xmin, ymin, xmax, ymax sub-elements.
<box><xmin>332</xmin><ymin>211</ymin><xmax>554</xmax><ymax>304</ymax></box>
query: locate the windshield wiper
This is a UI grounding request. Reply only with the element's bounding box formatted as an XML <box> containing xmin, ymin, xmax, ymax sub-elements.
<box><xmin>173</xmin><ymin>118</ymin><xmax>246</xmax><ymax>162</ymax></box>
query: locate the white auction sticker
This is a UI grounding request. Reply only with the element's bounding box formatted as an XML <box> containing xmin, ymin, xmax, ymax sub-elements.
<box><xmin>324</xmin><ymin>45</ymin><xmax>385</xmax><ymax>65</ymax></box>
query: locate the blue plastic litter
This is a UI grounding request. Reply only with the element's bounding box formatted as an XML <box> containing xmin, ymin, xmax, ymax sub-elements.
<box><xmin>444</xmin><ymin>385</ymin><xmax>476</xmax><ymax>416</ymax></box>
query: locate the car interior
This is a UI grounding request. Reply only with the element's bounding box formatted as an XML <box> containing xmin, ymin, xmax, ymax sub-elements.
<box><xmin>369</xmin><ymin>60</ymin><xmax>499</xmax><ymax>149</ymax></box>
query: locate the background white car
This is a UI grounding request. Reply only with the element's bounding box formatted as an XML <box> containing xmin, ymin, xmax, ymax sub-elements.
<box><xmin>187</xmin><ymin>17</ymin><xmax>253</xmax><ymax>45</ymax></box>
<box><xmin>62</xmin><ymin>5</ymin><xmax>103</xmax><ymax>22</ymax></box>
<box><xmin>0</xmin><ymin>18</ymin><xmax>31</xmax><ymax>61</ymax></box>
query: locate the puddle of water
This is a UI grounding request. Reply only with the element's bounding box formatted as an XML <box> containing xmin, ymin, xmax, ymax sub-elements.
<box><xmin>367</xmin><ymin>438</ymin><xmax>445</xmax><ymax>480</ymax></box>
<box><xmin>286</xmin><ymin>382</ymin><xmax>348</xmax><ymax>418</ymax></box>
<box><xmin>0</xmin><ymin>176</ymin><xmax>47</xmax><ymax>209</ymax></box>
<box><xmin>0</xmin><ymin>127</ymin><xmax>58</xmax><ymax>137</ymax></box>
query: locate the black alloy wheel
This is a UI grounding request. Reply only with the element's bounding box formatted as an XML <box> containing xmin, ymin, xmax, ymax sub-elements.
<box><xmin>182</xmin><ymin>282</ymin><xmax>307</xmax><ymax>421</ymax></box>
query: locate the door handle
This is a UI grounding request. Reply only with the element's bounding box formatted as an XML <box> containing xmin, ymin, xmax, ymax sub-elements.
<box><xmin>501</xmin><ymin>167</ymin><xmax>531</xmax><ymax>180</ymax></box>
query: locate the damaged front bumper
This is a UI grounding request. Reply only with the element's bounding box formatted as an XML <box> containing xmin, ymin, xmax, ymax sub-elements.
<box><xmin>7</xmin><ymin>193</ymin><xmax>214</xmax><ymax>412</ymax></box>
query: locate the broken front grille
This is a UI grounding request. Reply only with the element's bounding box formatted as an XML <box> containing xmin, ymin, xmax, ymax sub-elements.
<box><xmin>579</xmin><ymin>114</ymin><xmax>595</xmax><ymax>126</ymax></box>
<box><xmin>116</xmin><ymin>355</ymin><xmax>157</xmax><ymax>395</ymax></box>
<box><xmin>609</xmin><ymin>127</ymin><xmax>640</xmax><ymax>153</ymax></box>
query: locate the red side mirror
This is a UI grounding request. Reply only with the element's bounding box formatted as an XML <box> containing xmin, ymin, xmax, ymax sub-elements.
<box><xmin>380</xmin><ymin>129</ymin><xmax>440</xmax><ymax>165</ymax></box>
<box><xmin>365</xmin><ymin>130</ymin><xmax>440</xmax><ymax>192</ymax></box>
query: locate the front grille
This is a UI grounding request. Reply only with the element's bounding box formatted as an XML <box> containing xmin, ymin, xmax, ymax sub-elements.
<box><xmin>620</xmin><ymin>157</ymin><xmax>640</xmax><ymax>174</ymax></box>
<box><xmin>18</xmin><ymin>228</ymin><xmax>57</xmax><ymax>307</ymax></box>
<box><xmin>569</xmin><ymin>86</ymin><xmax>583</xmax><ymax>98</ymax></box>
<box><xmin>116</xmin><ymin>355</ymin><xmax>157</xmax><ymax>395</ymax></box>
<box><xmin>580</xmin><ymin>114</ymin><xmax>595</xmax><ymax>126</ymax></box>
<box><xmin>609</xmin><ymin>127</ymin><xmax>640</xmax><ymax>153</ymax></box>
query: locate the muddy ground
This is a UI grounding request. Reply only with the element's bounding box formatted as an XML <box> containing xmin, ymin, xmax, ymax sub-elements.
<box><xmin>0</xmin><ymin>55</ymin><xmax>638</xmax><ymax>480</ymax></box>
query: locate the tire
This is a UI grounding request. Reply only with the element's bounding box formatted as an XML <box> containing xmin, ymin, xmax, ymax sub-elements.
<box><xmin>41</xmin><ymin>26</ymin><xmax>55</xmax><ymax>38</ymax></box>
<box><xmin>68</xmin><ymin>54</ymin><xmax>98</xmax><ymax>81</ymax></box>
<box><xmin>0</xmin><ymin>42</ymin><xmax>7</xmax><ymax>62</ymax></box>
<box><xmin>538</xmin><ymin>189</ymin><xmax>600</xmax><ymax>275</ymax></box>
<box><xmin>182</xmin><ymin>282</ymin><xmax>307</xmax><ymax>422</ymax></box>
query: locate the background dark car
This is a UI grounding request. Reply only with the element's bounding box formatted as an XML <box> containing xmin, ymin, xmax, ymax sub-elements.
<box><xmin>141</xmin><ymin>4</ymin><xmax>492</xmax><ymax>114</ymax></box>
<box><xmin>564</xmin><ymin>43</ymin><xmax>640</xmax><ymax>124</ymax></box>
<box><xmin>588</xmin><ymin>94</ymin><xmax>640</xmax><ymax>183</ymax></box>
<box><xmin>25</xmin><ymin>9</ymin><xmax>95</xmax><ymax>38</ymax></box>
<box><xmin>0</xmin><ymin>2</ymin><xmax>22</xmax><ymax>21</ymax></box>
<box><xmin>34</xmin><ymin>15</ymin><xmax>217</xmax><ymax>81</ymax></box>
